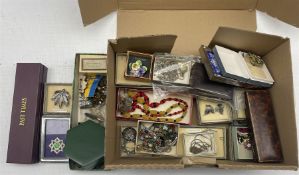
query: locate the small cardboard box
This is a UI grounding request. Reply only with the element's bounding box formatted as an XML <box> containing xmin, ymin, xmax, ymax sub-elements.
<box><xmin>77</xmin><ymin>0</ymin><xmax>298</xmax><ymax>171</ymax></box>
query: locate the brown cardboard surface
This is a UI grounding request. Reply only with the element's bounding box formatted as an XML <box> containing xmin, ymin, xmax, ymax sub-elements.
<box><xmin>106</xmin><ymin>158</ymin><xmax>184</xmax><ymax>169</ymax></box>
<box><xmin>263</xmin><ymin>40</ymin><xmax>298</xmax><ymax>166</ymax></box>
<box><xmin>118</xmin><ymin>0</ymin><xmax>257</xmax><ymax>10</ymax></box>
<box><xmin>257</xmin><ymin>0</ymin><xmax>299</xmax><ymax>28</ymax></box>
<box><xmin>117</xmin><ymin>10</ymin><xmax>256</xmax><ymax>55</ymax></box>
<box><xmin>217</xmin><ymin>160</ymin><xmax>298</xmax><ymax>170</ymax></box>
<box><xmin>78</xmin><ymin>0</ymin><xmax>117</xmax><ymax>26</ymax></box>
<box><xmin>105</xmin><ymin>43</ymin><xmax>117</xmax><ymax>165</ymax></box>
<box><xmin>110</xmin><ymin>35</ymin><xmax>177</xmax><ymax>53</ymax></box>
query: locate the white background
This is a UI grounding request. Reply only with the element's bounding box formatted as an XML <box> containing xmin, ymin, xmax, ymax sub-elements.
<box><xmin>0</xmin><ymin>0</ymin><xmax>298</xmax><ymax>175</ymax></box>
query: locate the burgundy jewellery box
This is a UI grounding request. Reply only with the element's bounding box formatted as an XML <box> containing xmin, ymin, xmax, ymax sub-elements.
<box><xmin>7</xmin><ymin>63</ymin><xmax>48</xmax><ymax>164</ymax></box>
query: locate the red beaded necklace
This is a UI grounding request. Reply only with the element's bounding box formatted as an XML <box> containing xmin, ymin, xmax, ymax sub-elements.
<box><xmin>122</xmin><ymin>91</ymin><xmax>188</xmax><ymax>123</ymax></box>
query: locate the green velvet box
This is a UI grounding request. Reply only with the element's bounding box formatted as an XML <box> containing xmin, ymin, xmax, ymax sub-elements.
<box><xmin>64</xmin><ymin>120</ymin><xmax>105</xmax><ymax>170</ymax></box>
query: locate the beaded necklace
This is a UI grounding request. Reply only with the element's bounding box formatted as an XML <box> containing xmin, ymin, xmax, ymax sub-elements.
<box><xmin>121</xmin><ymin>91</ymin><xmax>188</xmax><ymax>123</ymax></box>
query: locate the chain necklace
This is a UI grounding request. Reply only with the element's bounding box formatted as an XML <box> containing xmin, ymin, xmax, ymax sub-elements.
<box><xmin>189</xmin><ymin>129</ymin><xmax>216</xmax><ymax>155</ymax></box>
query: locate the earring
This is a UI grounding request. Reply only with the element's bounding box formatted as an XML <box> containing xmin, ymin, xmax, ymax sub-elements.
<box><xmin>204</xmin><ymin>104</ymin><xmax>214</xmax><ymax>115</ymax></box>
<box><xmin>215</xmin><ymin>103</ymin><xmax>224</xmax><ymax>115</ymax></box>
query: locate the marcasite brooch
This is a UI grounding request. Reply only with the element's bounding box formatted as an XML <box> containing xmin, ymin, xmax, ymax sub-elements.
<box><xmin>51</xmin><ymin>89</ymin><xmax>71</xmax><ymax>108</ymax></box>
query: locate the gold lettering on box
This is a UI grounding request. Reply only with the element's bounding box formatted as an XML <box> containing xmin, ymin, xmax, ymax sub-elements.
<box><xmin>19</xmin><ymin>98</ymin><xmax>27</xmax><ymax>126</ymax></box>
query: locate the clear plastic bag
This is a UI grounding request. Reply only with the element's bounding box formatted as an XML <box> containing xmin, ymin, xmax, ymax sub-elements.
<box><xmin>151</xmin><ymin>53</ymin><xmax>234</xmax><ymax>100</ymax></box>
<box><xmin>152</xmin><ymin>53</ymin><xmax>200</xmax><ymax>99</ymax></box>
<box><xmin>152</xmin><ymin>53</ymin><xmax>200</xmax><ymax>85</ymax></box>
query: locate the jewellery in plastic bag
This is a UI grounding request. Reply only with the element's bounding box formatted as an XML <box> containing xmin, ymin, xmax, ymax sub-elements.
<box><xmin>154</xmin><ymin>58</ymin><xmax>188</xmax><ymax>82</ymax></box>
<box><xmin>136</xmin><ymin>123</ymin><xmax>178</xmax><ymax>153</ymax></box>
<box><xmin>51</xmin><ymin>89</ymin><xmax>70</xmax><ymax>108</ymax></box>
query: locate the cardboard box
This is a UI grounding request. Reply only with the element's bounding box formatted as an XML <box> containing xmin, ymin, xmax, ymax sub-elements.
<box><xmin>78</xmin><ymin>0</ymin><xmax>298</xmax><ymax>170</ymax></box>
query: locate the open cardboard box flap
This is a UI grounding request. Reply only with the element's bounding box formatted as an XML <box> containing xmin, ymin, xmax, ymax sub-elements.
<box><xmin>105</xmin><ymin>27</ymin><xmax>298</xmax><ymax>170</ymax></box>
<box><xmin>109</xmin><ymin>35</ymin><xmax>177</xmax><ymax>53</ymax></box>
<box><xmin>78</xmin><ymin>0</ymin><xmax>299</xmax><ymax>28</ymax></box>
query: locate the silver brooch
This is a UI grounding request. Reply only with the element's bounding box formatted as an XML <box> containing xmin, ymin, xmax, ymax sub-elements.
<box><xmin>51</xmin><ymin>89</ymin><xmax>70</xmax><ymax>108</ymax></box>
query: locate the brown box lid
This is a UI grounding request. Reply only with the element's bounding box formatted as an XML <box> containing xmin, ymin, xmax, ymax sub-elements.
<box><xmin>78</xmin><ymin>0</ymin><xmax>299</xmax><ymax>28</ymax></box>
<box><xmin>245</xmin><ymin>90</ymin><xmax>283</xmax><ymax>162</ymax></box>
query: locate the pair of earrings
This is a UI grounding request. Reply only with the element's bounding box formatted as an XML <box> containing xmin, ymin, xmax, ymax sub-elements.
<box><xmin>204</xmin><ymin>103</ymin><xmax>224</xmax><ymax>115</ymax></box>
